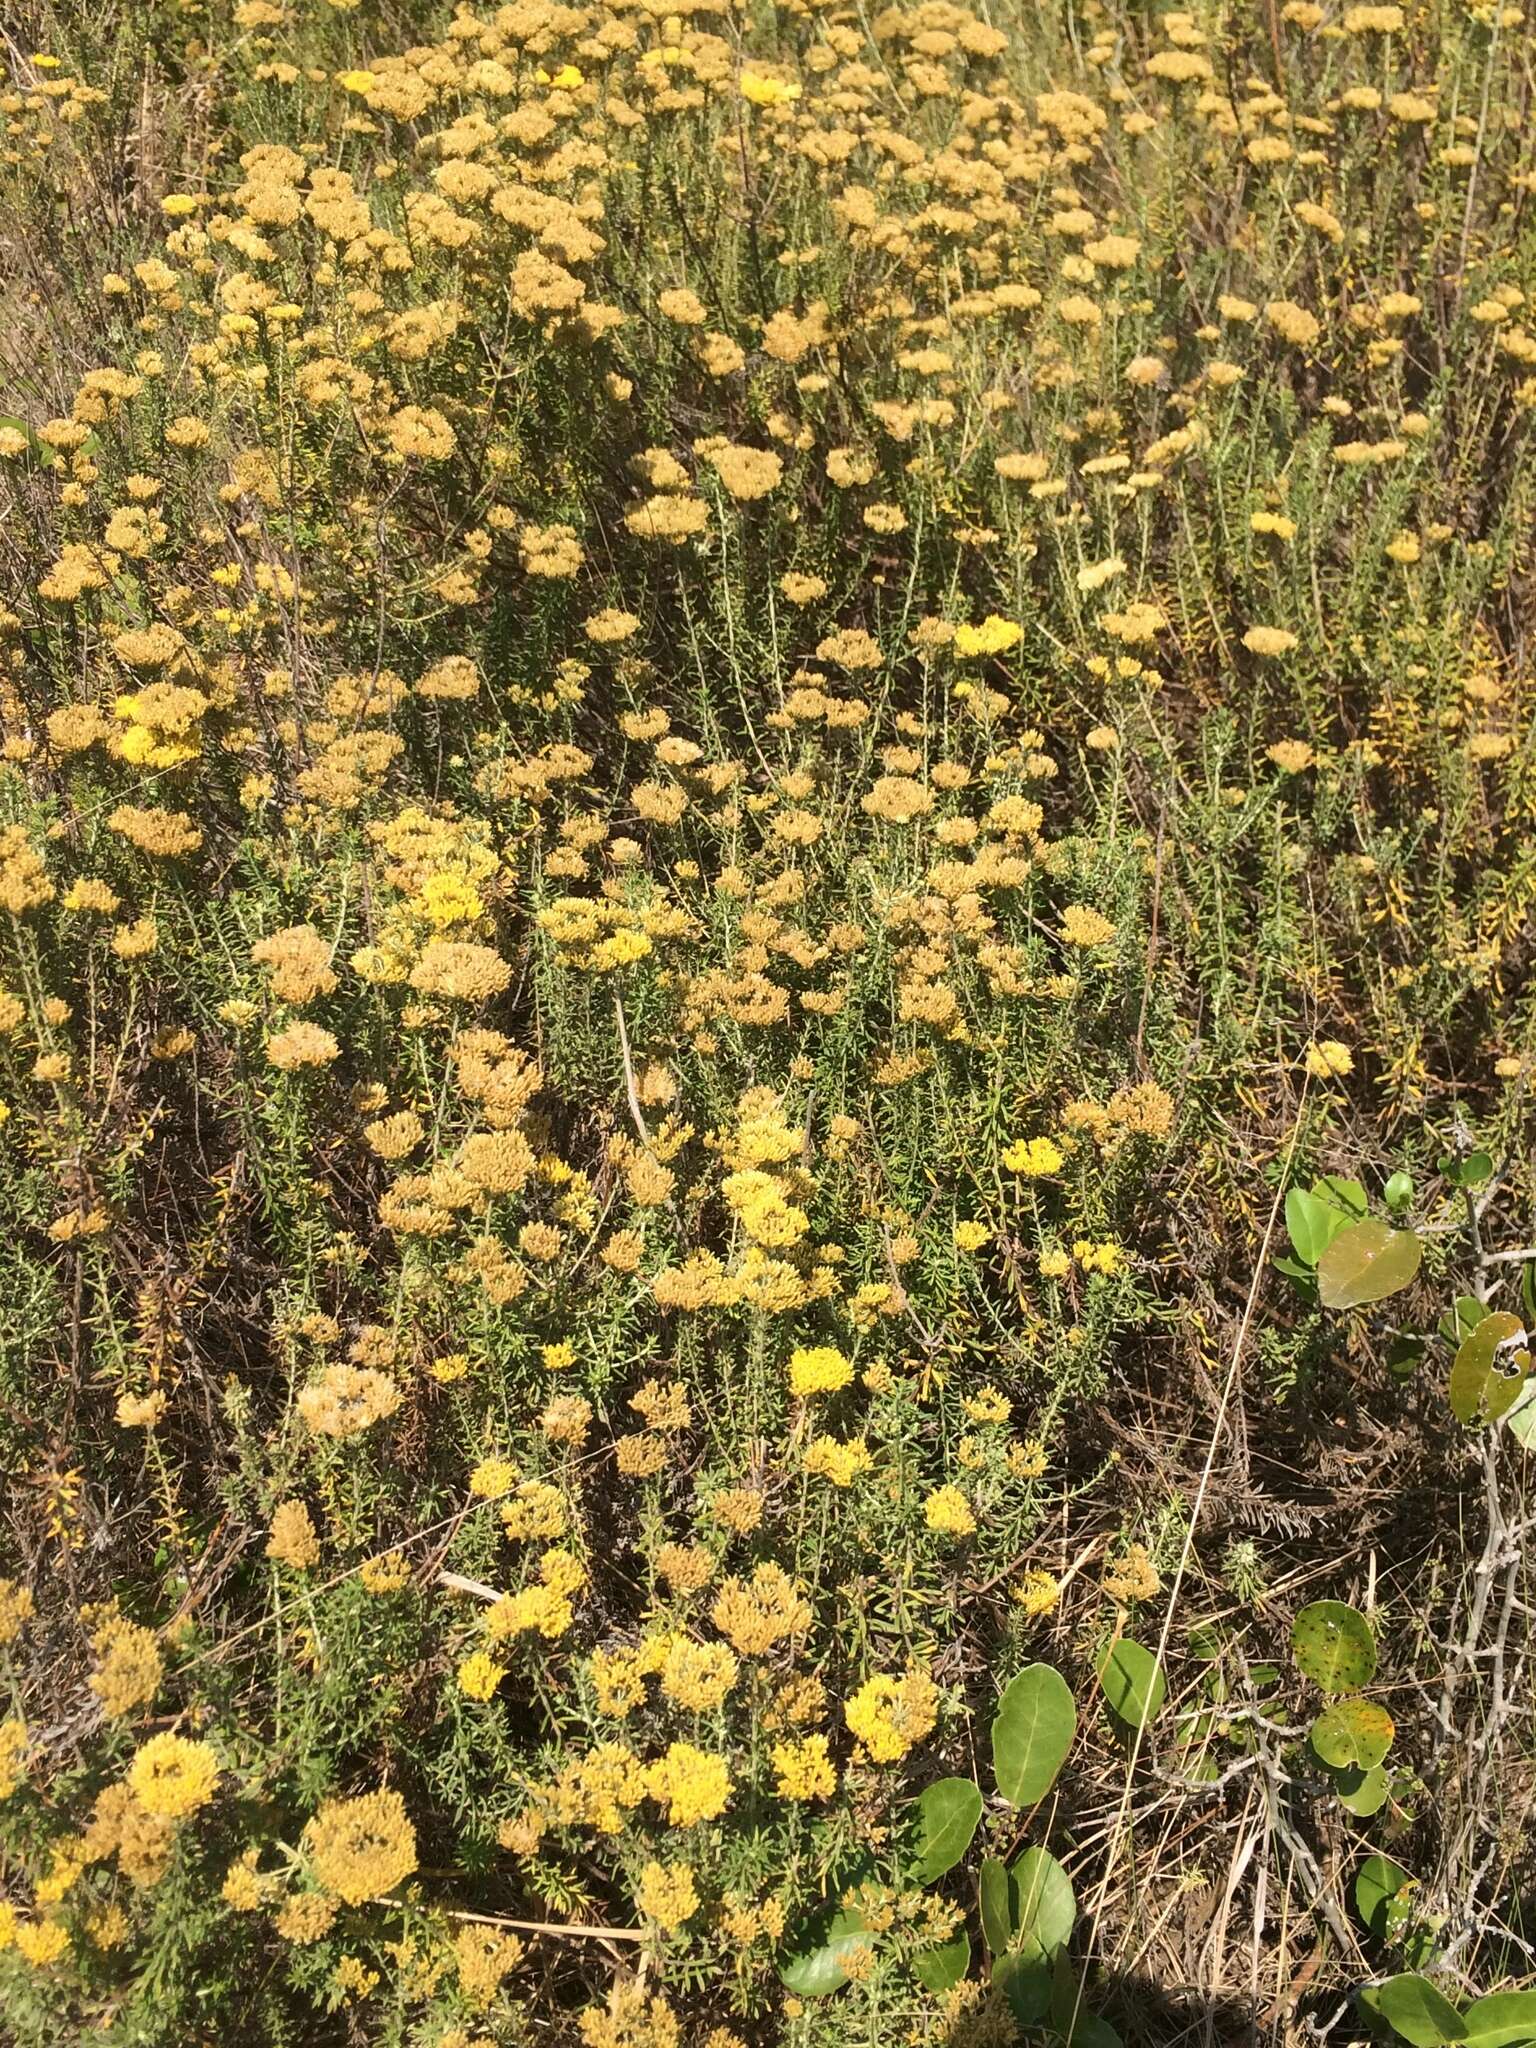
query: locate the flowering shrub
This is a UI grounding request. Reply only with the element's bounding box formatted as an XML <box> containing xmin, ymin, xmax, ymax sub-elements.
<box><xmin>1</xmin><ymin>0</ymin><xmax>1535</xmax><ymax>2041</ymax></box>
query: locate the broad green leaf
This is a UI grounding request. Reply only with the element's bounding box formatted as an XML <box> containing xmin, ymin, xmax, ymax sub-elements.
<box><xmin>911</xmin><ymin>1931</ymin><xmax>970</xmax><ymax>1993</ymax></box>
<box><xmin>993</xmin><ymin>1662</ymin><xmax>1076</xmax><ymax>1808</ymax></box>
<box><xmin>1292</xmin><ymin>1600</ymin><xmax>1376</xmax><ymax>1691</ymax></box>
<box><xmin>1449</xmin><ymin>1312</ymin><xmax>1529</xmax><ymax>1427</ymax></box>
<box><xmin>1374</xmin><ymin>1973</ymin><xmax>1467</xmax><ymax>2046</ymax></box>
<box><xmin>1097</xmin><ymin>1638</ymin><xmax>1166</xmax><ymax>1732</ymax></box>
<box><xmin>1384</xmin><ymin>1171</ymin><xmax>1414</xmax><ymax>1213</ymax></box>
<box><xmin>1285</xmin><ymin>1186</ymin><xmax>1353</xmax><ymax>1266</ymax></box>
<box><xmin>1462</xmin><ymin>1991</ymin><xmax>1536</xmax><ymax>2047</ymax></box>
<box><xmin>1317</xmin><ymin>1220</ymin><xmax>1422</xmax><ymax>1310</ymax></box>
<box><xmin>979</xmin><ymin>1856</ymin><xmax>1014</xmax><ymax>1957</ymax></box>
<box><xmin>1012</xmin><ymin>1847</ymin><xmax>1075</xmax><ymax>1960</ymax></box>
<box><xmin>1312</xmin><ymin>1696</ymin><xmax>1393</xmax><ymax>1770</ymax></box>
<box><xmin>1335</xmin><ymin>1763</ymin><xmax>1392</xmax><ymax>1816</ymax></box>
<box><xmin>909</xmin><ymin>1776</ymin><xmax>983</xmax><ymax>1883</ymax></box>
<box><xmin>993</xmin><ymin>1850</ymin><xmax>1074</xmax><ymax>2025</ymax></box>
<box><xmin>1355</xmin><ymin>1854</ymin><xmax>1412</xmax><ymax>1936</ymax></box>
<box><xmin>778</xmin><ymin>1908</ymin><xmax>870</xmax><ymax>1995</ymax></box>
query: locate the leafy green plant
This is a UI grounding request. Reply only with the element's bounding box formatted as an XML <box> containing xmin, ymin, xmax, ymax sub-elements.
<box><xmin>785</xmin><ymin>1662</ymin><xmax>1101</xmax><ymax>2026</ymax></box>
<box><xmin>1276</xmin><ymin>1173</ymin><xmax>1423</xmax><ymax>1313</ymax></box>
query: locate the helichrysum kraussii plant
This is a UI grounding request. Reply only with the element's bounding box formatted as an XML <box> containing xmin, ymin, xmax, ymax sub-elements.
<box><xmin>0</xmin><ymin>0</ymin><xmax>1535</xmax><ymax>2040</ymax></box>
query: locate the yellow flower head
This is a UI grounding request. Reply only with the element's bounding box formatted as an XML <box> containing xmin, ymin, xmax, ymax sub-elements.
<box><xmin>953</xmin><ymin>615</ymin><xmax>1022</xmax><ymax>659</ymax></box>
<box><xmin>1002</xmin><ymin>1136</ymin><xmax>1065</xmax><ymax>1177</ymax></box>
<box><xmin>923</xmin><ymin>1485</ymin><xmax>976</xmax><ymax>1538</ymax></box>
<box><xmin>636</xmin><ymin>1859</ymin><xmax>699</xmax><ymax>1929</ymax></box>
<box><xmin>644</xmin><ymin>1742</ymin><xmax>732</xmax><ymax>1827</ymax></box>
<box><xmin>845</xmin><ymin>1670</ymin><xmax>939</xmax><ymax>1763</ymax></box>
<box><xmin>740</xmin><ymin>71</ymin><xmax>801</xmax><ymax>106</ymax></box>
<box><xmin>788</xmin><ymin>1345</ymin><xmax>853</xmax><ymax>1398</ymax></box>
<box><xmin>771</xmin><ymin>1734</ymin><xmax>837</xmax><ymax>1802</ymax></box>
<box><xmin>457</xmin><ymin>1652</ymin><xmax>507</xmax><ymax>1701</ymax></box>
<box><xmin>128</xmin><ymin>1733</ymin><xmax>219</xmax><ymax>1819</ymax></box>
<box><xmin>1304</xmin><ymin>1039</ymin><xmax>1354</xmax><ymax>1079</ymax></box>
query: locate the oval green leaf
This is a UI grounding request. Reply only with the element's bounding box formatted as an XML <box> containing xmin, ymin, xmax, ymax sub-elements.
<box><xmin>910</xmin><ymin>1776</ymin><xmax>983</xmax><ymax>1884</ymax></box>
<box><xmin>1312</xmin><ymin>1696</ymin><xmax>1394</xmax><ymax>1770</ymax></box>
<box><xmin>1317</xmin><ymin>1220</ymin><xmax>1422</xmax><ymax>1310</ymax></box>
<box><xmin>1097</xmin><ymin>1637</ymin><xmax>1166</xmax><ymax>1732</ymax></box>
<box><xmin>1315</xmin><ymin>1175</ymin><xmax>1370</xmax><ymax>1218</ymax></box>
<box><xmin>1063</xmin><ymin>2019</ymin><xmax>1124</xmax><ymax>2048</ymax></box>
<box><xmin>1052</xmin><ymin>1960</ymin><xmax>1126</xmax><ymax>2048</ymax></box>
<box><xmin>1375</xmin><ymin>1973</ymin><xmax>1467</xmax><ymax>2046</ymax></box>
<box><xmin>1507</xmin><ymin>1381</ymin><xmax>1536</xmax><ymax>1450</ymax></box>
<box><xmin>1292</xmin><ymin>1600</ymin><xmax>1377</xmax><ymax>1692</ymax></box>
<box><xmin>993</xmin><ymin>1662</ymin><xmax>1076</xmax><ymax>1808</ymax></box>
